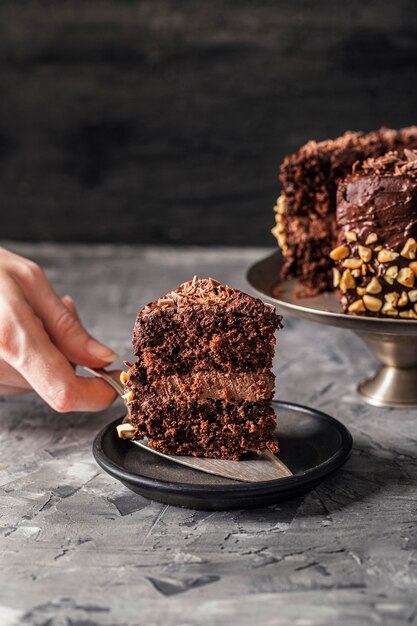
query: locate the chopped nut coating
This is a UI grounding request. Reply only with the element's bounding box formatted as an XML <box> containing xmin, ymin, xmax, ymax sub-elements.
<box><xmin>410</xmin><ymin>261</ymin><xmax>417</xmax><ymax>276</ymax></box>
<box><xmin>399</xmin><ymin>309</ymin><xmax>417</xmax><ymax>319</ymax></box>
<box><xmin>358</xmin><ymin>246</ymin><xmax>372</xmax><ymax>262</ymax></box>
<box><xmin>365</xmin><ymin>232</ymin><xmax>378</xmax><ymax>245</ymax></box>
<box><xmin>330</xmin><ymin>245</ymin><xmax>350</xmax><ymax>261</ymax></box>
<box><xmin>340</xmin><ymin>269</ymin><xmax>355</xmax><ymax>292</ymax></box>
<box><xmin>408</xmin><ymin>289</ymin><xmax>417</xmax><ymax>303</ymax></box>
<box><xmin>342</xmin><ymin>258</ymin><xmax>363</xmax><ymax>270</ymax></box>
<box><xmin>363</xmin><ymin>295</ymin><xmax>382</xmax><ymax>312</ymax></box>
<box><xmin>397</xmin><ymin>267</ymin><xmax>415</xmax><ymax>288</ymax></box>
<box><xmin>381</xmin><ymin>304</ymin><xmax>399</xmax><ymax>316</ymax></box>
<box><xmin>348</xmin><ymin>299</ymin><xmax>365</xmax><ymax>313</ymax></box>
<box><xmin>400</xmin><ymin>237</ymin><xmax>417</xmax><ymax>260</ymax></box>
<box><xmin>332</xmin><ymin>268</ymin><xmax>341</xmax><ymax>288</ymax></box>
<box><xmin>384</xmin><ymin>292</ymin><xmax>399</xmax><ymax>307</ymax></box>
<box><xmin>275</xmin><ymin>194</ymin><xmax>286</xmax><ymax>215</ymax></box>
<box><xmin>398</xmin><ymin>291</ymin><xmax>409</xmax><ymax>307</ymax></box>
<box><xmin>366</xmin><ymin>277</ymin><xmax>382</xmax><ymax>294</ymax></box>
<box><xmin>378</xmin><ymin>249</ymin><xmax>400</xmax><ymax>263</ymax></box>
<box><xmin>384</xmin><ymin>265</ymin><xmax>398</xmax><ymax>285</ymax></box>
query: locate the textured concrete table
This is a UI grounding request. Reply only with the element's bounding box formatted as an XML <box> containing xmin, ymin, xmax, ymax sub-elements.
<box><xmin>1</xmin><ymin>243</ymin><xmax>416</xmax><ymax>626</ymax></box>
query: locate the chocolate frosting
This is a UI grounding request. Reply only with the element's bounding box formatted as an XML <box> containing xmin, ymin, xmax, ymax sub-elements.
<box><xmin>337</xmin><ymin>151</ymin><xmax>417</xmax><ymax>250</ymax></box>
<box><xmin>145</xmin><ymin>369</ymin><xmax>274</xmax><ymax>402</ymax></box>
<box><xmin>278</xmin><ymin>126</ymin><xmax>417</xmax><ymax>292</ymax></box>
<box><xmin>140</xmin><ymin>276</ymin><xmax>278</xmax><ymax>318</ymax></box>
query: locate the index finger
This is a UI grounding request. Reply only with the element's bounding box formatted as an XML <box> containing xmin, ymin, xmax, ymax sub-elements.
<box><xmin>0</xmin><ymin>292</ymin><xmax>117</xmax><ymax>412</ymax></box>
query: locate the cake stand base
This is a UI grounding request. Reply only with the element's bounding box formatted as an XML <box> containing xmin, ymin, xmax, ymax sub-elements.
<box><xmin>355</xmin><ymin>332</ymin><xmax>417</xmax><ymax>408</ymax></box>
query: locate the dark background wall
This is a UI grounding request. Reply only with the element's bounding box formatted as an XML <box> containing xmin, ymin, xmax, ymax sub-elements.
<box><xmin>1</xmin><ymin>1</ymin><xmax>417</xmax><ymax>246</ymax></box>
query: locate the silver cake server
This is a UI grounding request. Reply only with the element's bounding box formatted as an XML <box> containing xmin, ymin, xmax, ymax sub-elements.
<box><xmin>83</xmin><ymin>366</ymin><xmax>293</xmax><ymax>483</ymax></box>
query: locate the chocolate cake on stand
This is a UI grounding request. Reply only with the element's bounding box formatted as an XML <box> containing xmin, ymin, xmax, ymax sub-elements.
<box><xmin>257</xmin><ymin>129</ymin><xmax>417</xmax><ymax>408</ymax></box>
<box><xmin>273</xmin><ymin>126</ymin><xmax>417</xmax><ymax>294</ymax></box>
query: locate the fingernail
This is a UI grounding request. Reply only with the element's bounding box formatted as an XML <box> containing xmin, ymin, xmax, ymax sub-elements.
<box><xmin>86</xmin><ymin>339</ymin><xmax>119</xmax><ymax>363</ymax></box>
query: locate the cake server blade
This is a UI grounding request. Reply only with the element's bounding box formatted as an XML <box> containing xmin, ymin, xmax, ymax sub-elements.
<box><xmin>132</xmin><ymin>439</ymin><xmax>292</xmax><ymax>482</ymax></box>
<box><xmin>83</xmin><ymin>366</ymin><xmax>293</xmax><ymax>483</ymax></box>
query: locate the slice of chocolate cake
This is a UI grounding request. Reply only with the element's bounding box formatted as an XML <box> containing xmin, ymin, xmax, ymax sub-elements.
<box><xmin>118</xmin><ymin>277</ymin><xmax>283</xmax><ymax>460</ymax></box>
<box><xmin>273</xmin><ymin>126</ymin><xmax>417</xmax><ymax>293</ymax></box>
<box><xmin>330</xmin><ymin>150</ymin><xmax>417</xmax><ymax>318</ymax></box>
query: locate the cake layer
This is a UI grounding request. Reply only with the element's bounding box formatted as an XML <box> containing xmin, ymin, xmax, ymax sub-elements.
<box><xmin>128</xmin><ymin>398</ymin><xmax>279</xmax><ymax>460</ymax></box>
<box><xmin>126</xmin><ymin>365</ymin><xmax>274</xmax><ymax>402</ymax></box>
<box><xmin>123</xmin><ymin>277</ymin><xmax>283</xmax><ymax>460</ymax></box>
<box><xmin>331</xmin><ymin>151</ymin><xmax>417</xmax><ymax>318</ymax></box>
<box><xmin>275</xmin><ymin>126</ymin><xmax>417</xmax><ymax>292</ymax></box>
<box><xmin>133</xmin><ymin>278</ymin><xmax>282</xmax><ymax>377</ymax></box>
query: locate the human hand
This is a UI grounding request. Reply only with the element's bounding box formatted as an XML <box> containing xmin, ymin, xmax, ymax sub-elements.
<box><xmin>0</xmin><ymin>247</ymin><xmax>120</xmax><ymax>411</ymax></box>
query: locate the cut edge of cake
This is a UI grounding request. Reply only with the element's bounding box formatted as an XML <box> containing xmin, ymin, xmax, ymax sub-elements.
<box><xmin>119</xmin><ymin>276</ymin><xmax>283</xmax><ymax>460</ymax></box>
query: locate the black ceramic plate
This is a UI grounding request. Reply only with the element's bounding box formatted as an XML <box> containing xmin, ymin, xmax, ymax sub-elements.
<box><xmin>93</xmin><ymin>401</ymin><xmax>353</xmax><ymax>510</ymax></box>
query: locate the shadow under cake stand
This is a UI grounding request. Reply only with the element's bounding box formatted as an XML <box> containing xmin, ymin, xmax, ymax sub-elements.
<box><xmin>247</xmin><ymin>251</ymin><xmax>417</xmax><ymax>409</ymax></box>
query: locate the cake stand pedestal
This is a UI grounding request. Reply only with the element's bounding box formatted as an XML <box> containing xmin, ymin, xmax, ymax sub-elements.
<box><xmin>247</xmin><ymin>251</ymin><xmax>417</xmax><ymax>409</ymax></box>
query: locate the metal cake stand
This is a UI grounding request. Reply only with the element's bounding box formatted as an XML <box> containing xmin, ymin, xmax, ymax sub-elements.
<box><xmin>247</xmin><ymin>251</ymin><xmax>417</xmax><ymax>409</ymax></box>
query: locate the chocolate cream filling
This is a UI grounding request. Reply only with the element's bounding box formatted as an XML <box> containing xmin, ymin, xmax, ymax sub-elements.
<box><xmin>148</xmin><ymin>370</ymin><xmax>274</xmax><ymax>402</ymax></box>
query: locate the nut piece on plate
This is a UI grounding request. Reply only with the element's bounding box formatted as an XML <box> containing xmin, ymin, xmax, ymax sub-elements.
<box><xmin>116</xmin><ymin>423</ymin><xmax>136</xmax><ymax>440</ymax></box>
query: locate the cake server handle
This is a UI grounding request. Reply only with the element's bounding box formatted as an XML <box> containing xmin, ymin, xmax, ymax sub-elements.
<box><xmin>81</xmin><ymin>366</ymin><xmax>126</xmax><ymax>399</ymax></box>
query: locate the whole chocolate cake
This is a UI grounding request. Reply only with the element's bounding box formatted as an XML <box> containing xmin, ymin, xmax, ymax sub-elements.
<box><xmin>117</xmin><ymin>277</ymin><xmax>283</xmax><ymax>460</ymax></box>
<box><xmin>273</xmin><ymin>126</ymin><xmax>417</xmax><ymax>293</ymax></box>
<box><xmin>330</xmin><ymin>150</ymin><xmax>417</xmax><ymax>318</ymax></box>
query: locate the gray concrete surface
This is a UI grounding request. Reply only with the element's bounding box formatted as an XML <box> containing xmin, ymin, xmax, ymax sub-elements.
<box><xmin>1</xmin><ymin>243</ymin><xmax>416</xmax><ymax>626</ymax></box>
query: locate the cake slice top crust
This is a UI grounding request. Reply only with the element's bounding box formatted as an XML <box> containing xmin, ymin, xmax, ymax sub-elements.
<box><xmin>132</xmin><ymin>276</ymin><xmax>283</xmax><ymax>370</ymax></box>
<box><xmin>139</xmin><ymin>276</ymin><xmax>280</xmax><ymax>318</ymax></box>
